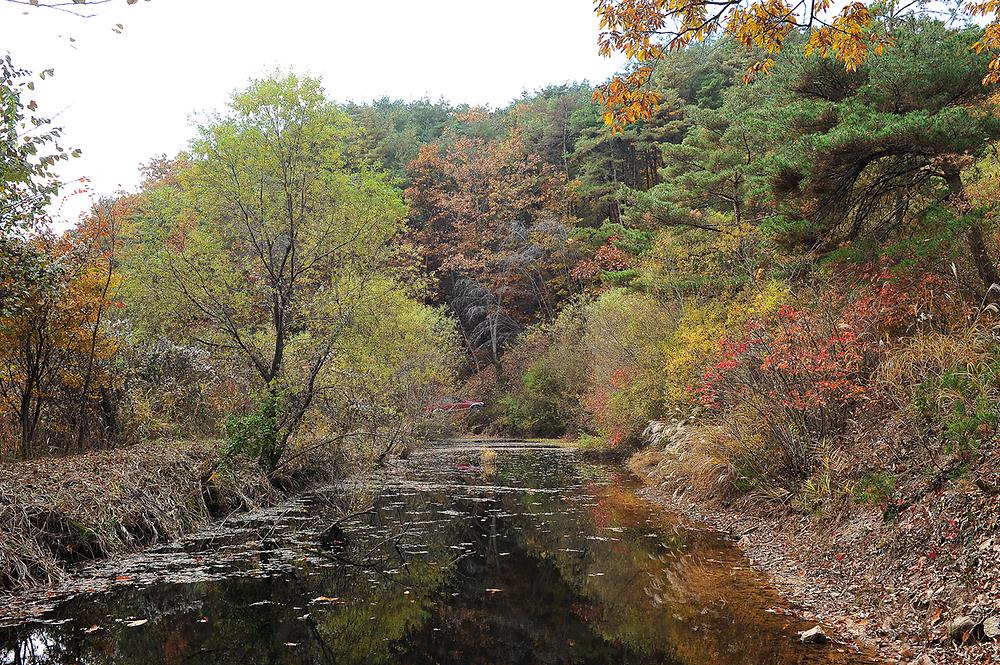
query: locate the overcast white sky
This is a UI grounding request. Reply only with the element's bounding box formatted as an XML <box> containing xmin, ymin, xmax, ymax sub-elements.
<box><xmin>1</xmin><ymin>0</ymin><xmax>625</xmax><ymax>224</ymax></box>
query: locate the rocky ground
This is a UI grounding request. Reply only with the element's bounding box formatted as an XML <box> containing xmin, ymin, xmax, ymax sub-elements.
<box><xmin>630</xmin><ymin>430</ymin><xmax>1000</xmax><ymax>665</ymax></box>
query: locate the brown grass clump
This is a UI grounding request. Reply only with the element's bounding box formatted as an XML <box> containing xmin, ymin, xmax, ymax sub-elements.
<box><xmin>629</xmin><ymin>424</ymin><xmax>744</xmax><ymax>498</ymax></box>
<box><xmin>629</xmin><ymin>421</ymin><xmax>799</xmax><ymax>504</ymax></box>
<box><xmin>875</xmin><ymin>330</ymin><xmax>990</xmax><ymax>399</ymax></box>
<box><xmin>680</xmin><ymin>424</ymin><xmax>762</xmax><ymax>500</ymax></box>
<box><xmin>479</xmin><ymin>447</ymin><xmax>497</xmax><ymax>477</ymax></box>
<box><xmin>627</xmin><ymin>447</ymin><xmax>666</xmax><ymax>480</ymax></box>
<box><xmin>0</xmin><ymin>439</ymin><xmax>340</xmax><ymax>593</ymax></box>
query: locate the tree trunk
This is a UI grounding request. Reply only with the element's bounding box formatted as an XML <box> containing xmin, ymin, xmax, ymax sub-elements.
<box><xmin>258</xmin><ymin>387</ymin><xmax>282</xmax><ymax>474</ymax></box>
<box><xmin>945</xmin><ymin>168</ymin><xmax>1000</xmax><ymax>295</ymax></box>
<box><xmin>490</xmin><ymin>310</ymin><xmax>502</xmax><ymax>383</ymax></box>
<box><xmin>965</xmin><ymin>222</ymin><xmax>999</xmax><ymax>297</ymax></box>
<box><xmin>19</xmin><ymin>389</ymin><xmax>33</xmax><ymax>460</ymax></box>
<box><xmin>19</xmin><ymin>338</ymin><xmax>38</xmax><ymax>460</ymax></box>
<box><xmin>100</xmin><ymin>387</ymin><xmax>119</xmax><ymax>442</ymax></box>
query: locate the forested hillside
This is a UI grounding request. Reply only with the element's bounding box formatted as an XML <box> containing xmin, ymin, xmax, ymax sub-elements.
<box><xmin>6</xmin><ymin>7</ymin><xmax>1000</xmax><ymax>507</ymax></box>
<box><xmin>350</xmin><ymin>18</ymin><xmax>999</xmax><ymax>660</ymax></box>
<box><xmin>357</xmin><ymin>19</ymin><xmax>1000</xmax><ymax>504</ymax></box>
<box><xmin>2</xmin><ymin>2</ymin><xmax>1000</xmax><ymax>661</ymax></box>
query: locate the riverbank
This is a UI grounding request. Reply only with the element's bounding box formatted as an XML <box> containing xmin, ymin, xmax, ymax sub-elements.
<box><xmin>0</xmin><ymin>439</ymin><xmax>342</xmax><ymax>594</ymax></box>
<box><xmin>0</xmin><ymin>439</ymin><xmax>879</xmax><ymax>665</ymax></box>
<box><xmin>628</xmin><ymin>433</ymin><xmax>1000</xmax><ymax>665</ymax></box>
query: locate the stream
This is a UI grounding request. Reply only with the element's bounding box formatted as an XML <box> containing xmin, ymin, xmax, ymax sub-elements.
<box><xmin>0</xmin><ymin>440</ymin><xmax>878</xmax><ymax>664</ymax></box>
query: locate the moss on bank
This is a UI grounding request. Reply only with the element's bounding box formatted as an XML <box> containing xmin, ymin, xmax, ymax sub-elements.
<box><xmin>0</xmin><ymin>440</ymin><xmax>342</xmax><ymax>593</ymax></box>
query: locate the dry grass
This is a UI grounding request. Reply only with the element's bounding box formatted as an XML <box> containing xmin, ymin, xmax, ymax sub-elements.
<box><xmin>0</xmin><ymin>439</ymin><xmax>341</xmax><ymax>592</ymax></box>
<box><xmin>479</xmin><ymin>447</ymin><xmax>497</xmax><ymax>477</ymax></box>
<box><xmin>629</xmin><ymin>424</ymin><xmax>738</xmax><ymax>495</ymax></box>
<box><xmin>629</xmin><ymin>420</ymin><xmax>800</xmax><ymax>504</ymax></box>
<box><xmin>876</xmin><ymin>330</ymin><xmax>990</xmax><ymax>398</ymax></box>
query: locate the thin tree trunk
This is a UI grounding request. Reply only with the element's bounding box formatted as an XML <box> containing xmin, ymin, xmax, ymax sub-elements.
<box><xmin>19</xmin><ymin>333</ymin><xmax>39</xmax><ymax>459</ymax></box>
<box><xmin>966</xmin><ymin>222</ymin><xmax>999</xmax><ymax>295</ymax></box>
<box><xmin>946</xmin><ymin>168</ymin><xmax>1000</xmax><ymax>295</ymax></box>
<box><xmin>19</xmin><ymin>388</ymin><xmax>33</xmax><ymax>460</ymax></box>
<box><xmin>75</xmin><ymin>252</ymin><xmax>115</xmax><ymax>451</ymax></box>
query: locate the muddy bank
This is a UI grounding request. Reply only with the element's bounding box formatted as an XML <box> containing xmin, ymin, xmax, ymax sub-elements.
<box><xmin>629</xmin><ymin>443</ymin><xmax>1000</xmax><ymax>665</ymax></box>
<box><xmin>0</xmin><ymin>439</ymin><xmax>342</xmax><ymax>594</ymax></box>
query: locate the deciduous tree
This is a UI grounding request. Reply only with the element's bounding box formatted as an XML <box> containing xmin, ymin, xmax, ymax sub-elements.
<box><xmin>592</xmin><ymin>0</ymin><xmax>1000</xmax><ymax>131</ymax></box>
<box><xmin>128</xmin><ymin>73</ymin><xmax>407</xmax><ymax>472</ymax></box>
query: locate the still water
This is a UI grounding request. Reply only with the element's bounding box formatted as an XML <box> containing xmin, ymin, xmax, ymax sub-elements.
<box><xmin>0</xmin><ymin>441</ymin><xmax>877</xmax><ymax>664</ymax></box>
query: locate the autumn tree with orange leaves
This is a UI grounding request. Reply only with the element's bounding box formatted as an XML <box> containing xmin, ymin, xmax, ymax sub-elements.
<box><xmin>0</xmin><ymin>199</ymin><xmax>125</xmax><ymax>459</ymax></box>
<box><xmin>593</xmin><ymin>0</ymin><xmax>1000</xmax><ymax>130</ymax></box>
<box><xmin>406</xmin><ymin>121</ymin><xmax>576</xmax><ymax>373</ymax></box>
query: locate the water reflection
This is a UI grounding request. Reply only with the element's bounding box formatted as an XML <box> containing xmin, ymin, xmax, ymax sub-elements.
<box><xmin>0</xmin><ymin>442</ymin><xmax>877</xmax><ymax>665</ymax></box>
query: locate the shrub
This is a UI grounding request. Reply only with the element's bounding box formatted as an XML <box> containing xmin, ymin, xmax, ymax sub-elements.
<box><xmin>852</xmin><ymin>471</ymin><xmax>896</xmax><ymax>506</ymax></box>
<box><xmin>878</xmin><ymin>327</ymin><xmax>999</xmax><ymax>460</ymax></box>
<box><xmin>580</xmin><ymin>289</ymin><xmax>675</xmax><ymax>445</ymax></box>
<box><xmin>601</xmin><ymin>267</ymin><xmax>641</xmax><ymax>287</ymax></box>
<box><xmin>660</xmin><ymin>279</ymin><xmax>789</xmax><ymax>409</ymax></box>
<box><xmin>911</xmin><ymin>357</ymin><xmax>1000</xmax><ymax>456</ymax></box>
<box><xmin>496</xmin><ymin>366</ymin><xmax>565</xmax><ymax>437</ymax></box>
<box><xmin>570</xmin><ymin>222</ymin><xmax>653</xmax><ymax>256</ymax></box>
<box><xmin>122</xmin><ymin>339</ymin><xmax>227</xmax><ymax>441</ymax></box>
<box><xmin>223</xmin><ymin>390</ymin><xmax>280</xmax><ymax>468</ymax></box>
<box><xmin>482</xmin><ymin>303</ymin><xmax>592</xmax><ymax>437</ymax></box>
<box><xmin>692</xmin><ymin>301</ymin><xmax>869</xmax><ymax>483</ymax></box>
<box><xmin>690</xmin><ymin>273</ymin><xmax>930</xmax><ymax>489</ymax></box>
<box><xmin>571</xmin><ymin>237</ymin><xmax>638</xmax><ymax>282</ymax></box>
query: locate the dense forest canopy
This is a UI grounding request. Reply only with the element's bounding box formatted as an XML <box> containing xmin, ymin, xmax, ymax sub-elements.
<box><xmin>0</xmin><ymin>3</ymin><xmax>998</xmax><ymax>509</ymax></box>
